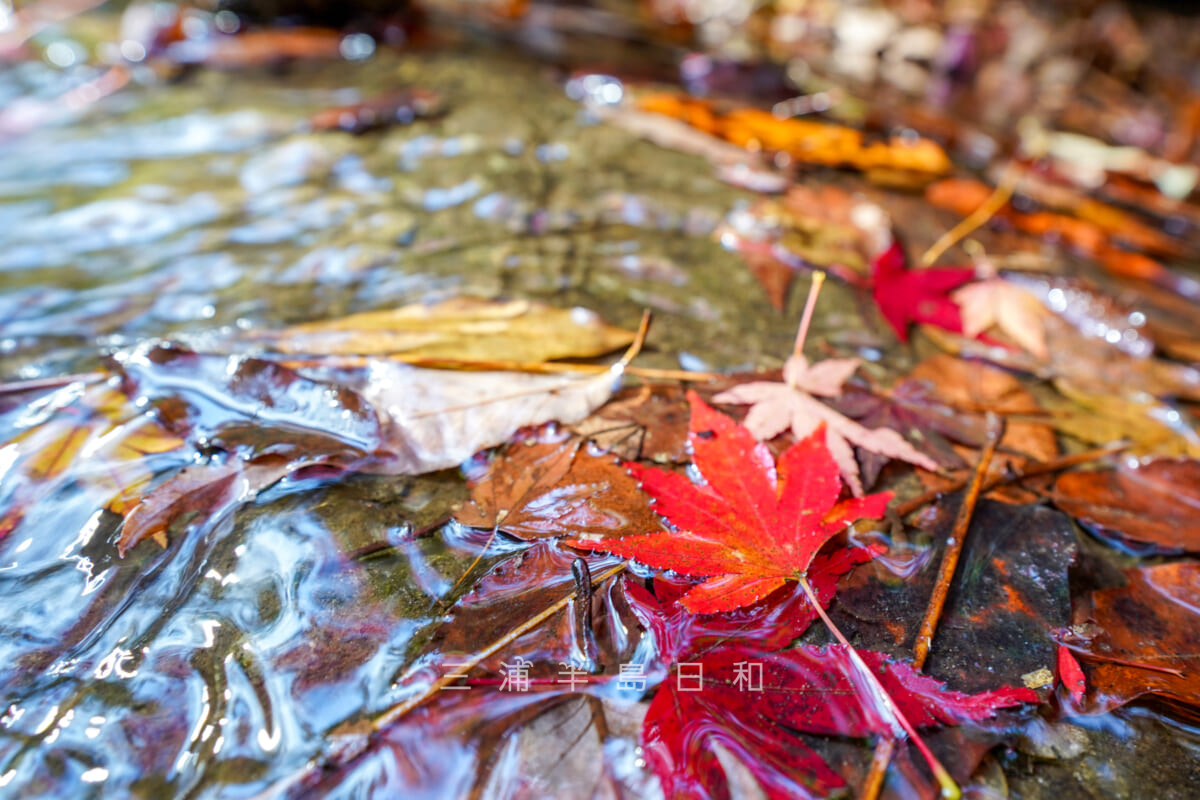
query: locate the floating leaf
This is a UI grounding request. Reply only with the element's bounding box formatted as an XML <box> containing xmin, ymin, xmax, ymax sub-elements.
<box><xmin>869</xmin><ymin>241</ymin><xmax>976</xmax><ymax>343</ymax></box>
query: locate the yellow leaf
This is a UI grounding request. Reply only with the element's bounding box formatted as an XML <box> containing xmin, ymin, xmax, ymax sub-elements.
<box><xmin>252</xmin><ymin>297</ymin><xmax>636</xmax><ymax>362</ymax></box>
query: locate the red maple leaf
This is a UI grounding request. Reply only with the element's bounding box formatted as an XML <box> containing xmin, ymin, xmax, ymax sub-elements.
<box><xmin>624</xmin><ymin>577</ymin><xmax>1038</xmax><ymax>800</ymax></box>
<box><xmin>870</xmin><ymin>241</ymin><xmax>976</xmax><ymax>342</ymax></box>
<box><xmin>569</xmin><ymin>392</ymin><xmax>890</xmax><ymax>614</ymax></box>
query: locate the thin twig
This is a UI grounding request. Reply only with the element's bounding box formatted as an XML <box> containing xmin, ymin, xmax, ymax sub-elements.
<box><xmin>894</xmin><ymin>441</ymin><xmax>1128</xmax><ymax>519</ymax></box>
<box><xmin>921</xmin><ymin>165</ymin><xmax>1020</xmax><ymax>266</ymax></box>
<box><xmin>912</xmin><ymin>414</ymin><xmax>1004</xmax><ymax>666</ymax></box>
<box><xmin>861</xmin><ymin>415</ymin><xmax>1004</xmax><ymax>800</ymax></box>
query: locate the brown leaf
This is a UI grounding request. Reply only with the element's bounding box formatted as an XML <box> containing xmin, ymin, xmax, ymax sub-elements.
<box><xmin>454</xmin><ymin>435</ymin><xmax>663</xmax><ymax>541</ymax></box>
<box><xmin>117</xmin><ymin>457</ymin><xmax>295</xmax><ymax>556</ymax></box>
<box><xmin>906</xmin><ymin>355</ymin><xmax>1057</xmax><ymax>503</ymax></box>
<box><xmin>570</xmin><ymin>383</ymin><xmax>690</xmax><ymax>463</ymax></box>
<box><xmin>1069</xmin><ymin>563</ymin><xmax>1200</xmax><ymax>719</ymax></box>
<box><xmin>1053</xmin><ymin>459</ymin><xmax>1200</xmax><ymax>553</ymax></box>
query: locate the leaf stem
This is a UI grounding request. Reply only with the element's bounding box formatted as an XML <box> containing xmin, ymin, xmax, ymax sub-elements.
<box><xmin>792</xmin><ymin>271</ymin><xmax>827</xmax><ymax>357</ymax></box>
<box><xmin>797</xmin><ymin>575</ymin><xmax>960</xmax><ymax>800</ymax></box>
<box><xmin>921</xmin><ymin>164</ymin><xmax>1019</xmax><ymax>266</ymax></box>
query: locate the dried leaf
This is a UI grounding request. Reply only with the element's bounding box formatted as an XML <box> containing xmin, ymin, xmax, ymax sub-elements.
<box><xmin>906</xmin><ymin>354</ymin><xmax>1058</xmax><ymax>503</ymax></box>
<box><xmin>1042</xmin><ymin>381</ymin><xmax>1200</xmax><ymax>459</ymax></box>
<box><xmin>569</xmin><ymin>383</ymin><xmax>690</xmax><ymax>463</ymax></box>
<box><xmin>359</xmin><ymin>361</ymin><xmax>620</xmax><ymax>475</ymax></box>
<box><xmin>952</xmin><ymin>278</ymin><xmax>1050</xmax><ymax>359</ymax></box>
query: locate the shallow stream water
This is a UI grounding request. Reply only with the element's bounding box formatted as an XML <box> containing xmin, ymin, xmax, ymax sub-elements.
<box><xmin>2</xmin><ymin>14</ymin><xmax>1199</xmax><ymax>799</ymax></box>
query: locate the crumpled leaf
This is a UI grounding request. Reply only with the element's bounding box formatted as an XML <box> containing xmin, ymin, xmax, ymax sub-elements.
<box><xmin>454</xmin><ymin>433</ymin><xmax>664</xmax><ymax>541</ymax></box>
<box><xmin>952</xmin><ymin>278</ymin><xmax>1050</xmax><ymax>359</ymax></box>
<box><xmin>1066</xmin><ymin>563</ymin><xmax>1200</xmax><ymax>719</ymax></box>
<box><xmin>870</xmin><ymin>241</ymin><xmax>976</xmax><ymax>343</ymax></box>
<box><xmin>249</xmin><ymin>297</ymin><xmax>636</xmax><ymax>362</ymax></box>
<box><xmin>570</xmin><ymin>383</ymin><xmax>691</xmax><ymax>463</ymax></box>
<box><xmin>714</xmin><ymin>355</ymin><xmax>939</xmax><ymax>496</ymax></box>
<box><xmin>569</xmin><ymin>393</ymin><xmax>891</xmax><ymax>613</ymax></box>
<box><xmin>1052</xmin><ymin>458</ymin><xmax>1200</xmax><ymax>553</ymax></box>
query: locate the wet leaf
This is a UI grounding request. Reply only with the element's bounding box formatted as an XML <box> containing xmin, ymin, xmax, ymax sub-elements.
<box><xmin>1052</xmin><ymin>458</ymin><xmax>1200</xmax><ymax>553</ymax></box>
<box><xmin>117</xmin><ymin>456</ymin><xmax>296</xmax><ymax>556</ymax></box>
<box><xmin>714</xmin><ymin>355</ymin><xmax>939</xmax><ymax>496</ymax></box>
<box><xmin>630</xmin><ymin>575</ymin><xmax>1036</xmax><ymax>800</ymax></box>
<box><xmin>869</xmin><ymin>241</ymin><xmax>977</xmax><ymax>343</ymax></box>
<box><xmin>1058</xmin><ymin>645</ymin><xmax>1087</xmax><ymax>705</ymax></box>
<box><xmin>636</xmin><ymin>92</ymin><xmax>953</xmax><ymax>180</ymax></box>
<box><xmin>251</xmin><ymin>297</ymin><xmax>636</xmax><ymax>361</ymax></box>
<box><xmin>454</xmin><ymin>434</ymin><xmax>664</xmax><ymax>541</ymax></box>
<box><xmin>358</xmin><ymin>361</ymin><xmax>621</xmax><ymax>475</ymax></box>
<box><xmin>905</xmin><ymin>354</ymin><xmax>1058</xmax><ymax>503</ymax></box>
<box><xmin>833</xmin><ymin>497</ymin><xmax>1078</xmax><ymax>694</ymax></box>
<box><xmin>568</xmin><ymin>393</ymin><xmax>891</xmax><ymax>613</ymax></box>
<box><xmin>1041</xmin><ymin>381</ymin><xmax>1200</xmax><ymax>459</ymax></box>
<box><xmin>0</xmin><ymin>377</ymin><xmax>187</xmax><ymax>543</ymax></box>
<box><xmin>570</xmin><ymin>383</ymin><xmax>691</xmax><ymax>463</ymax></box>
<box><xmin>1068</xmin><ymin>563</ymin><xmax>1200</xmax><ymax>718</ymax></box>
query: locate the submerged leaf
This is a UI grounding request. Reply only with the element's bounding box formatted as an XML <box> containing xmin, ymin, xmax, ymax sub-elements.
<box><xmin>454</xmin><ymin>435</ymin><xmax>663</xmax><ymax>541</ymax></box>
<box><xmin>1068</xmin><ymin>563</ymin><xmax>1200</xmax><ymax>719</ymax></box>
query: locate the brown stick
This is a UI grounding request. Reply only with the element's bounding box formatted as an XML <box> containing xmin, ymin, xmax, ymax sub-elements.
<box><xmin>894</xmin><ymin>441</ymin><xmax>1128</xmax><ymax>519</ymax></box>
<box><xmin>860</xmin><ymin>415</ymin><xmax>1004</xmax><ymax>800</ymax></box>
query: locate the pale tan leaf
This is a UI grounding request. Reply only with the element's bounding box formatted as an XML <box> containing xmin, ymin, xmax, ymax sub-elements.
<box><xmin>952</xmin><ymin>279</ymin><xmax>1049</xmax><ymax>359</ymax></box>
<box><xmin>362</xmin><ymin>362</ymin><xmax>621</xmax><ymax>475</ymax></box>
